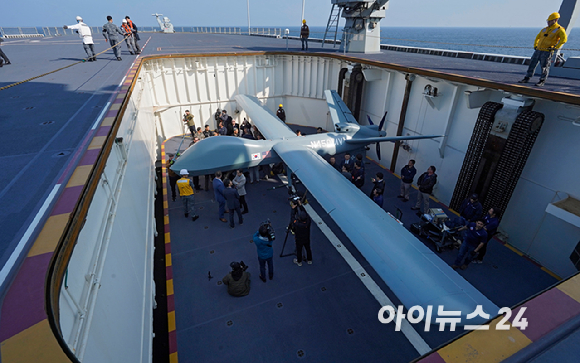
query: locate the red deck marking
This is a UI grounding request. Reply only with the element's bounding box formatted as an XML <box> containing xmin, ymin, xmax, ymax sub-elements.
<box><xmin>162</xmin><ymin>142</ymin><xmax>179</xmax><ymax>362</ymax></box>
<box><xmin>50</xmin><ymin>185</ymin><xmax>83</xmax><ymax>215</ymax></box>
<box><xmin>416</xmin><ymin>352</ymin><xmax>446</xmax><ymax>363</ymax></box>
<box><xmin>510</xmin><ymin>288</ymin><xmax>580</xmax><ymax>342</ymax></box>
<box><xmin>0</xmin><ymin>253</ymin><xmax>52</xmax><ymax>341</ymax></box>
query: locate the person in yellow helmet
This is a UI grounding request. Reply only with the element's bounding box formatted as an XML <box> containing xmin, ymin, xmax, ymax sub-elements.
<box><xmin>276</xmin><ymin>104</ymin><xmax>286</xmax><ymax>123</ymax></box>
<box><xmin>176</xmin><ymin>169</ymin><xmax>200</xmax><ymax>221</ymax></box>
<box><xmin>300</xmin><ymin>19</ymin><xmax>310</xmax><ymax>51</ymax></box>
<box><xmin>519</xmin><ymin>12</ymin><xmax>567</xmax><ymax>87</ymax></box>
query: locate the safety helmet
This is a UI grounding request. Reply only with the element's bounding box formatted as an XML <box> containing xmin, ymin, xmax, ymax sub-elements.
<box><xmin>279</xmin><ymin>104</ymin><xmax>283</xmax><ymax>107</ymax></box>
<box><xmin>548</xmin><ymin>12</ymin><xmax>560</xmax><ymax>21</ymax></box>
<box><xmin>122</xmin><ymin>19</ymin><xmax>128</xmax><ymax>23</ymax></box>
<box><xmin>302</xmin><ymin>19</ymin><xmax>306</xmax><ymax>24</ymax></box>
<box><xmin>76</xmin><ymin>16</ymin><xmax>83</xmax><ymax>21</ymax></box>
<box><xmin>180</xmin><ymin>169</ymin><xmax>189</xmax><ymax>175</ymax></box>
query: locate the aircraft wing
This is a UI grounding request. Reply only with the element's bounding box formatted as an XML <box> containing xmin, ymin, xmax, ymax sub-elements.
<box><xmin>325</xmin><ymin>90</ymin><xmax>358</xmax><ymax>125</ymax></box>
<box><xmin>272</xmin><ymin>141</ymin><xmax>499</xmax><ymax>323</ymax></box>
<box><xmin>346</xmin><ymin>135</ymin><xmax>443</xmax><ymax>144</ymax></box>
<box><xmin>234</xmin><ymin>94</ymin><xmax>297</xmax><ymax>140</ymax></box>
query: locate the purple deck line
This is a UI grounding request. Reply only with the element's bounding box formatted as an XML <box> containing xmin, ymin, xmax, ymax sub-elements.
<box><xmin>167</xmin><ymin>294</ymin><xmax>175</xmax><ymax>312</ymax></box>
<box><xmin>511</xmin><ymin>288</ymin><xmax>580</xmax><ymax>342</ymax></box>
<box><xmin>105</xmin><ymin>110</ymin><xmax>118</xmax><ymax>118</ymax></box>
<box><xmin>0</xmin><ymin>253</ymin><xmax>53</xmax><ymax>341</ymax></box>
<box><xmin>417</xmin><ymin>353</ymin><xmax>445</xmax><ymax>363</ymax></box>
<box><xmin>79</xmin><ymin>148</ymin><xmax>101</xmax><ymax>166</ymax></box>
<box><xmin>50</xmin><ymin>185</ymin><xmax>84</xmax><ymax>216</ymax></box>
<box><xmin>95</xmin><ymin>126</ymin><xmax>112</xmax><ymax>137</ymax></box>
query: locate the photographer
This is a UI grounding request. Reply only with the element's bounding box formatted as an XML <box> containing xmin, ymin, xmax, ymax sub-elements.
<box><xmin>183</xmin><ymin>110</ymin><xmax>195</xmax><ymax>137</ymax></box>
<box><xmin>292</xmin><ymin>209</ymin><xmax>312</xmax><ymax>266</ymax></box>
<box><xmin>222</xmin><ymin>262</ymin><xmax>251</xmax><ymax>297</ymax></box>
<box><xmin>253</xmin><ymin>224</ymin><xmax>274</xmax><ymax>282</ymax></box>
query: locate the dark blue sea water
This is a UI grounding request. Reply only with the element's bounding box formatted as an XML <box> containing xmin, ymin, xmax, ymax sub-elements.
<box><xmin>282</xmin><ymin>26</ymin><xmax>580</xmax><ymax>58</ymax></box>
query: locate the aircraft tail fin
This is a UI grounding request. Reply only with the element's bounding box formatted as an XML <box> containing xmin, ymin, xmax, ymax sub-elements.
<box><xmin>325</xmin><ymin>90</ymin><xmax>359</xmax><ymax>127</ymax></box>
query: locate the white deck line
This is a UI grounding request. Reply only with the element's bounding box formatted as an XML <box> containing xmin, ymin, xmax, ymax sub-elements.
<box><xmin>278</xmin><ymin>174</ymin><xmax>431</xmax><ymax>355</ymax></box>
<box><xmin>0</xmin><ymin>184</ymin><xmax>60</xmax><ymax>289</ymax></box>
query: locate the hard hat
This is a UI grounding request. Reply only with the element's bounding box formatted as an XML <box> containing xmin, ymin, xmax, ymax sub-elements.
<box><xmin>302</xmin><ymin>19</ymin><xmax>306</xmax><ymax>24</ymax></box>
<box><xmin>122</xmin><ymin>19</ymin><xmax>127</xmax><ymax>23</ymax></box>
<box><xmin>180</xmin><ymin>169</ymin><xmax>189</xmax><ymax>175</ymax></box>
<box><xmin>279</xmin><ymin>104</ymin><xmax>283</xmax><ymax>107</ymax></box>
<box><xmin>76</xmin><ymin>16</ymin><xmax>83</xmax><ymax>21</ymax></box>
<box><xmin>548</xmin><ymin>12</ymin><xmax>560</xmax><ymax>21</ymax></box>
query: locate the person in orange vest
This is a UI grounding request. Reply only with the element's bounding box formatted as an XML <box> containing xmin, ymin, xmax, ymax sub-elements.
<box><xmin>121</xmin><ymin>19</ymin><xmax>139</xmax><ymax>55</ymax></box>
<box><xmin>124</xmin><ymin>16</ymin><xmax>141</xmax><ymax>53</ymax></box>
<box><xmin>519</xmin><ymin>12</ymin><xmax>567</xmax><ymax>87</ymax></box>
<box><xmin>177</xmin><ymin>169</ymin><xmax>200</xmax><ymax>221</ymax></box>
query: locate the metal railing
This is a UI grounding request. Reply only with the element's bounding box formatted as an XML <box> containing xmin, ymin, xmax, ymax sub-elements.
<box><xmin>0</xmin><ymin>27</ymin><xmax>44</xmax><ymax>38</ymax></box>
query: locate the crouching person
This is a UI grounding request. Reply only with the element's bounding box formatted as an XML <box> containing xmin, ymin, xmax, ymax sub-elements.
<box><xmin>222</xmin><ymin>261</ymin><xmax>251</xmax><ymax>297</ymax></box>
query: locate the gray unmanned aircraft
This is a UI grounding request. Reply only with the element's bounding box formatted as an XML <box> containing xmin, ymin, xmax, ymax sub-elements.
<box><xmin>171</xmin><ymin>90</ymin><xmax>499</xmax><ymax>325</ymax></box>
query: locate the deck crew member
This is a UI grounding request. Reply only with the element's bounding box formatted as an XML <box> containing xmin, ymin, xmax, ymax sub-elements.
<box><xmin>121</xmin><ymin>19</ymin><xmax>139</xmax><ymax>55</ymax></box>
<box><xmin>519</xmin><ymin>12</ymin><xmax>567</xmax><ymax>87</ymax></box>
<box><xmin>411</xmin><ymin>166</ymin><xmax>437</xmax><ymax>214</ymax></box>
<box><xmin>459</xmin><ymin>193</ymin><xmax>483</xmax><ymax>224</ymax></box>
<box><xmin>276</xmin><ymin>104</ymin><xmax>286</xmax><ymax>123</ymax></box>
<box><xmin>300</xmin><ymin>19</ymin><xmax>309</xmax><ymax>51</ymax></box>
<box><xmin>167</xmin><ymin>154</ymin><xmax>180</xmax><ymax>201</ymax></box>
<box><xmin>102</xmin><ymin>15</ymin><xmax>125</xmax><ymax>61</ymax></box>
<box><xmin>452</xmin><ymin>219</ymin><xmax>488</xmax><ymax>270</ymax></box>
<box><xmin>222</xmin><ymin>262</ymin><xmax>251</xmax><ymax>297</ymax></box>
<box><xmin>63</xmin><ymin>16</ymin><xmax>96</xmax><ymax>62</ymax></box>
<box><xmin>0</xmin><ymin>36</ymin><xmax>11</xmax><ymax>66</ymax></box>
<box><xmin>398</xmin><ymin>159</ymin><xmax>416</xmax><ymax>202</ymax></box>
<box><xmin>124</xmin><ymin>16</ymin><xmax>141</xmax><ymax>52</ymax></box>
<box><xmin>177</xmin><ymin>169</ymin><xmax>200</xmax><ymax>222</ymax></box>
<box><xmin>370</xmin><ymin>172</ymin><xmax>385</xmax><ymax>198</ymax></box>
<box><xmin>473</xmin><ymin>207</ymin><xmax>500</xmax><ymax>264</ymax></box>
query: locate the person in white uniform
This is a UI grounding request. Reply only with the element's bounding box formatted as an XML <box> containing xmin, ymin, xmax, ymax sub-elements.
<box><xmin>63</xmin><ymin>16</ymin><xmax>96</xmax><ymax>61</ymax></box>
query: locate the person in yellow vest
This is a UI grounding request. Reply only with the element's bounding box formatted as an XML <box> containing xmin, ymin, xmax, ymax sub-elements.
<box><xmin>177</xmin><ymin>169</ymin><xmax>199</xmax><ymax>221</ymax></box>
<box><xmin>519</xmin><ymin>12</ymin><xmax>567</xmax><ymax>87</ymax></box>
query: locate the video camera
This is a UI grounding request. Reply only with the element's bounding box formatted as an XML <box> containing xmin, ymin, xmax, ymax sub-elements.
<box><xmin>260</xmin><ymin>219</ymin><xmax>276</xmax><ymax>241</ymax></box>
<box><xmin>230</xmin><ymin>261</ymin><xmax>248</xmax><ymax>271</ymax></box>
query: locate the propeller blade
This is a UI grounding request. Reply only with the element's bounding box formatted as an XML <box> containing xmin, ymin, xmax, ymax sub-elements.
<box><xmin>367</xmin><ymin>115</ymin><xmax>374</xmax><ymax>126</ymax></box>
<box><xmin>378</xmin><ymin>111</ymin><xmax>387</xmax><ymax>131</ymax></box>
<box><xmin>376</xmin><ymin>142</ymin><xmax>381</xmax><ymax>160</ymax></box>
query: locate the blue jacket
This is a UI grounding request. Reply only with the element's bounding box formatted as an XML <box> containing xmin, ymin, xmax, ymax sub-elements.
<box><xmin>400</xmin><ymin>165</ymin><xmax>417</xmax><ymax>183</ymax></box>
<box><xmin>253</xmin><ymin>232</ymin><xmax>273</xmax><ymax>259</ymax></box>
<box><xmin>213</xmin><ymin>178</ymin><xmax>225</xmax><ymax>203</ymax></box>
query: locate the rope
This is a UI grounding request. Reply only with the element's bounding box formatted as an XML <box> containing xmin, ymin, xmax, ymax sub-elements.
<box><xmin>0</xmin><ymin>34</ymin><xmax>130</xmax><ymax>91</ymax></box>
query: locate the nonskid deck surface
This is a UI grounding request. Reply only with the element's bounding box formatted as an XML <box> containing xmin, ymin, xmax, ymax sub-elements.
<box><xmin>165</xmin><ymin>126</ymin><xmax>557</xmax><ymax>362</ymax></box>
<box><xmin>0</xmin><ymin>32</ymin><xmax>577</xmax><ymax>293</ymax></box>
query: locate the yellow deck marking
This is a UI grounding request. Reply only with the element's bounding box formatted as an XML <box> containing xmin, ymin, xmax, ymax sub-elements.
<box><xmin>27</xmin><ymin>214</ymin><xmax>70</xmax><ymax>257</ymax></box>
<box><xmin>438</xmin><ymin>317</ymin><xmax>532</xmax><ymax>363</ymax></box>
<box><xmin>65</xmin><ymin>165</ymin><xmax>92</xmax><ymax>188</ymax></box>
<box><xmin>1</xmin><ymin>320</ymin><xmax>70</xmax><ymax>363</ymax></box>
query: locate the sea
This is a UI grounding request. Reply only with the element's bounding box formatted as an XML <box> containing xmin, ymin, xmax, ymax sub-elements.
<box><xmin>24</xmin><ymin>25</ymin><xmax>580</xmax><ymax>59</ymax></box>
<box><xmin>281</xmin><ymin>26</ymin><xmax>580</xmax><ymax>58</ymax></box>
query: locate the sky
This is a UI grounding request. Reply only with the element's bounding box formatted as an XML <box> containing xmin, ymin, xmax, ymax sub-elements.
<box><xmin>0</xmin><ymin>0</ymin><xmax>567</xmax><ymax>28</ymax></box>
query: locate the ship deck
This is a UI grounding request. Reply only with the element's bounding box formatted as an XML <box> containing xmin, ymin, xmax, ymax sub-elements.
<box><xmin>163</xmin><ymin>126</ymin><xmax>557</xmax><ymax>362</ymax></box>
<box><xmin>1</xmin><ymin>32</ymin><xmax>580</xmax><ymax>362</ymax></box>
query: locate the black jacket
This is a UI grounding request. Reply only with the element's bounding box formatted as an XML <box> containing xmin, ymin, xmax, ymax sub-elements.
<box><xmin>417</xmin><ymin>172</ymin><xmax>437</xmax><ymax>194</ymax></box>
